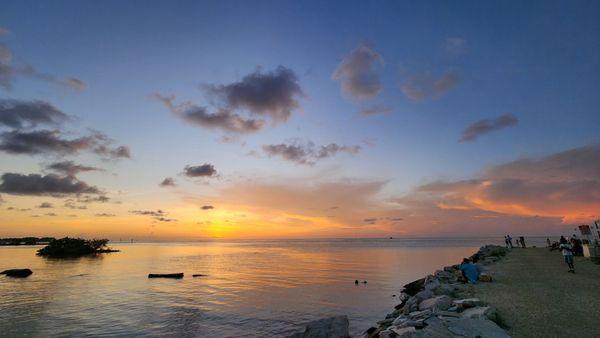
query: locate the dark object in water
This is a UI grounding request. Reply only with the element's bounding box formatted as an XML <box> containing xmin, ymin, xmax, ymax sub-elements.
<box><xmin>363</xmin><ymin>280</ymin><xmax>367</xmax><ymax>284</ymax></box>
<box><xmin>1</xmin><ymin>268</ymin><xmax>33</xmax><ymax>278</ymax></box>
<box><xmin>148</xmin><ymin>273</ymin><xmax>184</xmax><ymax>279</ymax></box>
<box><xmin>354</xmin><ymin>279</ymin><xmax>359</xmax><ymax>284</ymax></box>
<box><xmin>192</xmin><ymin>274</ymin><xmax>208</xmax><ymax>277</ymax></box>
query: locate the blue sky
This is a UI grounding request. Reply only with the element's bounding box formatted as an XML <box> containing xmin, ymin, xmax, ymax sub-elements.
<box><xmin>0</xmin><ymin>1</ymin><xmax>599</xmax><ymax>239</ymax></box>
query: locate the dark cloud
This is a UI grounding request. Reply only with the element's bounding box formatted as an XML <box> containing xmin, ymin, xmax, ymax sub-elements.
<box><xmin>159</xmin><ymin>177</ymin><xmax>176</xmax><ymax>187</ymax></box>
<box><xmin>333</xmin><ymin>44</ymin><xmax>383</xmax><ymax>99</ymax></box>
<box><xmin>95</xmin><ymin>213</ymin><xmax>115</xmax><ymax>217</ymax></box>
<box><xmin>64</xmin><ymin>200</ymin><xmax>87</xmax><ymax>210</ymax></box>
<box><xmin>130</xmin><ymin>210</ymin><xmax>166</xmax><ymax>217</ymax></box>
<box><xmin>184</xmin><ymin>164</ymin><xmax>217</xmax><ymax>178</ymax></box>
<box><xmin>400</xmin><ymin>70</ymin><xmax>460</xmax><ymax>101</ymax></box>
<box><xmin>262</xmin><ymin>140</ymin><xmax>360</xmax><ymax>165</ymax></box>
<box><xmin>130</xmin><ymin>209</ymin><xmax>176</xmax><ymax>222</ymax></box>
<box><xmin>201</xmin><ymin>205</ymin><xmax>214</xmax><ymax>210</ymax></box>
<box><xmin>154</xmin><ymin>94</ymin><xmax>265</xmax><ymax>134</ymax></box>
<box><xmin>459</xmin><ymin>114</ymin><xmax>519</xmax><ymax>142</ymax></box>
<box><xmin>45</xmin><ymin>212</ymin><xmax>57</xmax><ymax>217</ymax></box>
<box><xmin>359</xmin><ymin>105</ymin><xmax>393</xmax><ymax>116</ymax></box>
<box><xmin>0</xmin><ymin>173</ymin><xmax>101</xmax><ymax>196</ymax></box>
<box><xmin>45</xmin><ymin>161</ymin><xmax>101</xmax><ymax>176</ymax></box>
<box><xmin>0</xmin><ymin>129</ymin><xmax>130</xmax><ymax>159</ymax></box>
<box><xmin>76</xmin><ymin>195</ymin><xmax>109</xmax><ymax>203</ymax></box>
<box><xmin>37</xmin><ymin>202</ymin><xmax>53</xmax><ymax>209</ymax></box>
<box><xmin>206</xmin><ymin>66</ymin><xmax>303</xmax><ymax>122</ymax></box>
<box><xmin>0</xmin><ymin>99</ymin><xmax>69</xmax><ymax>129</ymax></box>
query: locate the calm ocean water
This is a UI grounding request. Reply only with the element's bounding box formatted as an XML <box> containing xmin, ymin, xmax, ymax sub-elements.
<box><xmin>0</xmin><ymin>237</ymin><xmax>545</xmax><ymax>337</ymax></box>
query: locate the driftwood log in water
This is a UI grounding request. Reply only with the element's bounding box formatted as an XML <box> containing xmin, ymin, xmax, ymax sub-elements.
<box><xmin>1</xmin><ymin>269</ymin><xmax>33</xmax><ymax>277</ymax></box>
<box><xmin>148</xmin><ymin>273</ymin><xmax>184</xmax><ymax>279</ymax></box>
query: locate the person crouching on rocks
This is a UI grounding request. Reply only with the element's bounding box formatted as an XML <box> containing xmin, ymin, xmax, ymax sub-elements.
<box><xmin>559</xmin><ymin>237</ymin><xmax>575</xmax><ymax>273</ymax></box>
<box><xmin>460</xmin><ymin>258</ymin><xmax>480</xmax><ymax>284</ymax></box>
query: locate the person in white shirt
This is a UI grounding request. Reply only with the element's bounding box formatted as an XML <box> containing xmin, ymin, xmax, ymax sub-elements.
<box><xmin>559</xmin><ymin>236</ymin><xmax>575</xmax><ymax>273</ymax></box>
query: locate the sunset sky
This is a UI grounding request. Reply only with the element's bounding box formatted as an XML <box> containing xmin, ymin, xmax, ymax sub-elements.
<box><xmin>0</xmin><ymin>1</ymin><xmax>599</xmax><ymax>240</ymax></box>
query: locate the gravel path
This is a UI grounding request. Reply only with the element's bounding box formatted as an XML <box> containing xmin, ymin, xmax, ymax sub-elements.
<box><xmin>469</xmin><ymin>247</ymin><xmax>600</xmax><ymax>337</ymax></box>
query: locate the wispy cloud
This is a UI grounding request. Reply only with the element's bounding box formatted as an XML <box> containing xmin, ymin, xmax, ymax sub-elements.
<box><xmin>262</xmin><ymin>140</ymin><xmax>360</xmax><ymax>165</ymax></box>
<box><xmin>359</xmin><ymin>105</ymin><xmax>393</xmax><ymax>116</ymax></box>
<box><xmin>0</xmin><ymin>129</ymin><xmax>130</xmax><ymax>159</ymax></box>
<box><xmin>159</xmin><ymin>177</ymin><xmax>176</xmax><ymax>187</ymax></box>
<box><xmin>333</xmin><ymin>43</ymin><xmax>383</xmax><ymax>100</ymax></box>
<box><xmin>400</xmin><ymin>70</ymin><xmax>460</xmax><ymax>101</ymax></box>
<box><xmin>459</xmin><ymin>114</ymin><xmax>518</xmax><ymax>142</ymax></box>
<box><xmin>154</xmin><ymin>93</ymin><xmax>265</xmax><ymax>134</ymax></box>
<box><xmin>445</xmin><ymin>37</ymin><xmax>467</xmax><ymax>56</ymax></box>
<box><xmin>45</xmin><ymin>161</ymin><xmax>101</xmax><ymax>176</ymax></box>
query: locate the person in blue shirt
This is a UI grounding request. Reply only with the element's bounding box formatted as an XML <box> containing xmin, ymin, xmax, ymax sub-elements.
<box><xmin>460</xmin><ymin>258</ymin><xmax>480</xmax><ymax>284</ymax></box>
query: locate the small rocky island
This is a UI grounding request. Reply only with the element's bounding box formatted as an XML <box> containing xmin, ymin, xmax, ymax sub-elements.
<box><xmin>36</xmin><ymin>237</ymin><xmax>119</xmax><ymax>258</ymax></box>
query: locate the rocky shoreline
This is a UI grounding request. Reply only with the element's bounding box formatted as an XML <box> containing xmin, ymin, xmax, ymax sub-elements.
<box><xmin>290</xmin><ymin>245</ymin><xmax>511</xmax><ymax>338</ymax></box>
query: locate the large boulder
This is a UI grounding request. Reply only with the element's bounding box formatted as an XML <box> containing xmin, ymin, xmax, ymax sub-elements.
<box><xmin>403</xmin><ymin>277</ymin><xmax>425</xmax><ymax>296</ymax></box>
<box><xmin>447</xmin><ymin>318</ymin><xmax>509</xmax><ymax>338</ymax></box>
<box><xmin>288</xmin><ymin>316</ymin><xmax>349</xmax><ymax>338</ymax></box>
<box><xmin>1</xmin><ymin>268</ymin><xmax>32</xmax><ymax>278</ymax></box>
<box><xmin>418</xmin><ymin>295</ymin><xmax>452</xmax><ymax>311</ymax></box>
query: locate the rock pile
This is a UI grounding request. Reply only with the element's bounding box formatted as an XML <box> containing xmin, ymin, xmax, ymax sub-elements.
<box><xmin>363</xmin><ymin>245</ymin><xmax>510</xmax><ymax>338</ymax></box>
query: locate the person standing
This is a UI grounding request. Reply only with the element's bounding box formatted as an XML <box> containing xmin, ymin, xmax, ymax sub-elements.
<box><xmin>519</xmin><ymin>236</ymin><xmax>526</xmax><ymax>248</ymax></box>
<box><xmin>559</xmin><ymin>237</ymin><xmax>575</xmax><ymax>273</ymax></box>
<box><xmin>506</xmin><ymin>235</ymin><xmax>513</xmax><ymax>248</ymax></box>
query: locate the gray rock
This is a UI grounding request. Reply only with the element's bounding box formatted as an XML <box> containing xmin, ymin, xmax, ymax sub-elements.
<box><xmin>390</xmin><ymin>326</ymin><xmax>416</xmax><ymax>337</ymax></box>
<box><xmin>433</xmin><ymin>283</ymin><xmax>457</xmax><ymax>296</ymax></box>
<box><xmin>414</xmin><ymin>289</ymin><xmax>434</xmax><ymax>301</ymax></box>
<box><xmin>378</xmin><ymin>329</ymin><xmax>395</xmax><ymax>338</ymax></box>
<box><xmin>461</xmin><ymin>306</ymin><xmax>498</xmax><ymax>322</ymax></box>
<box><xmin>418</xmin><ymin>295</ymin><xmax>452</xmax><ymax>311</ymax></box>
<box><xmin>447</xmin><ymin>318</ymin><xmax>509</xmax><ymax>338</ymax></box>
<box><xmin>424</xmin><ymin>278</ymin><xmax>441</xmax><ymax>291</ymax></box>
<box><xmin>453</xmin><ymin>298</ymin><xmax>484</xmax><ymax>309</ymax></box>
<box><xmin>288</xmin><ymin>316</ymin><xmax>349</xmax><ymax>338</ymax></box>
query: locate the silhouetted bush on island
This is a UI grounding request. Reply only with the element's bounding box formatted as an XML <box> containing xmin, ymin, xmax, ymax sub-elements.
<box><xmin>36</xmin><ymin>237</ymin><xmax>119</xmax><ymax>257</ymax></box>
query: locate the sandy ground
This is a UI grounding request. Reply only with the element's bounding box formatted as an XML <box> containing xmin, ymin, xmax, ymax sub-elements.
<box><xmin>467</xmin><ymin>247</ymin><xmax>600</xmax><ymax>338</ymax></box>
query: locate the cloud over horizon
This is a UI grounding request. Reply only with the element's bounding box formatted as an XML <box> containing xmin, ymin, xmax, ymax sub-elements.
<box><xmin>460</xmin><ymin>114</ymin><xmax>519</xmax><ymax>142</ymax></box>
<box><xmin>333</xmin><ymin>44</ymin><xmax>383</xmax><ymax>100</ymax></box>
<box><xmin>397</xmin><ymin>144</ymin><xmax>600</xmax><ymax>224</ymax></box>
